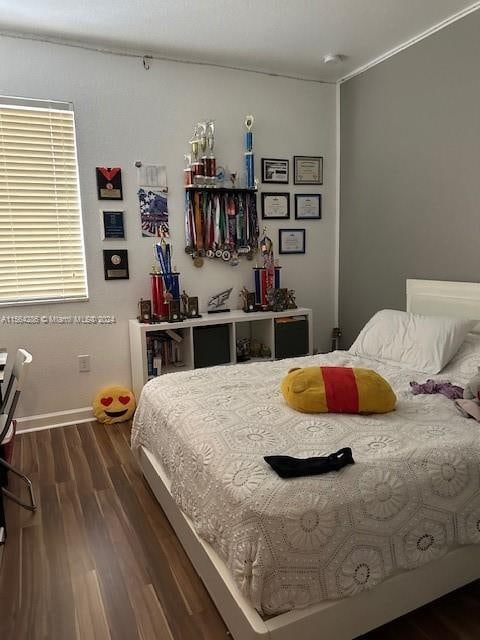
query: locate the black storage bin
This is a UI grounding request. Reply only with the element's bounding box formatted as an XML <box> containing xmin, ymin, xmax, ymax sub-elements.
<box><xmin>193</xmin><ymin>324</ymin><xmax>231</xmax><ymax>368</ymax></box>
<box><xmin>275</xmin><ymin>316</ymin><xmax>309</xmax><ymax>359</ymax></box>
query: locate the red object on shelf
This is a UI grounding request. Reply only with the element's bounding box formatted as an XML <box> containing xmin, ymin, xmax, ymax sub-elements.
<box><xmin>151</xmin><ymin>274</ymin><xmax>169</xmax><ymax>319</ymax></box>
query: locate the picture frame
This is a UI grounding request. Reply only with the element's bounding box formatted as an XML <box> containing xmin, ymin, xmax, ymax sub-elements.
<box><xmin>261</xmin><ymin>158</ymin><xmax>289</xmax><ymax>184</ymax></box>
<box><xmin>261</xmin><ymin>192</ymin><xmax>290</xmax><ymax>219</ymax></box>
<box><xmin>279</xmin><ymin>228</ymin><xmax>306</xmax><ymax>254</ymax></box>
<box><xmin>96</xmin><ymin>167</ymin><xmax>123</xmax><ymax>200</ymax></box>
<box><xmin>293</xmin><ymin>156</ymin><xmax>323</xmax><ymax>185</ymax></box>
<box><xmin>295</xmin><ymin>194</ymin><xmax>322</xmax><ymax>220</ymax></box>
<box><xmin>101</xmin><ymin>210</ymin><xmax>125</xmax><ymax>239</ymax></box>
<box><xmin>103</xmin><ymin>249</ymin><xmax>129</xmax><ymax>280</ymax></box>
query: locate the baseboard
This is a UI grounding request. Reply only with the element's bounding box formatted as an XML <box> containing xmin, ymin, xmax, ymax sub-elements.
<box><xmin>15</xmin><ymin>406</ymin><xmax>94</xmax><ymax>433</ymax></box>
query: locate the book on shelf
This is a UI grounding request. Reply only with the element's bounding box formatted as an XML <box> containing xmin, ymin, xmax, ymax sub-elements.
<box><xmin>147</xmin><ymin>332</ymin><xmax>184</xmax><ymax>376</ymax></box>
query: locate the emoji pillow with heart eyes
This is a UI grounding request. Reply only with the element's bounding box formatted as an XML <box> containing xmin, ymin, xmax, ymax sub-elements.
<box><xmin>93</xmin><ymin>385</ymin><xmax>136</xmax><ymax>424</ymax></box>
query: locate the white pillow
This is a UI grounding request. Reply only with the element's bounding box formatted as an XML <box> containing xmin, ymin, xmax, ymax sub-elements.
<box><xmin>349</xmin><ymin>309</ymin><xmax>475</xmax><ymax>374</ymax></box>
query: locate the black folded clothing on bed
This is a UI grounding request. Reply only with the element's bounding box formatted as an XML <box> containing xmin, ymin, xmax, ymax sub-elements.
<box><xmin>264</xmin><ymin>447</ymin><xmax>354</xmax><ymax>478</ymax></box>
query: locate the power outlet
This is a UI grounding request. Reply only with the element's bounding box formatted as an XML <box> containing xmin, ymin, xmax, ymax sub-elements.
<box><xmin>78</xmin><ymin>354</ymin><xmax>90</xmax><ymax>372</ymax></box>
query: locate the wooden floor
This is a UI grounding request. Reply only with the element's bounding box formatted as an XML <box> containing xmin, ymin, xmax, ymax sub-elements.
<box><xmin>0</xmin><ymin>422</ymin><xmax>479</xmax><ymax>640</ymax></box>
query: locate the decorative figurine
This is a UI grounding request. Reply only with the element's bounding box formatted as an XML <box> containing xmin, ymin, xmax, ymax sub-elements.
<box><xmin>250</xmin><ymin>338</ymin><xmax>261</xmax><ymax>358</ymax></box>
<box><xmin>260</xmin><ymin>343</ymin><xmax>272</xmax><ymax>358</ymax></box>
<box><xmin>207</xmin><ymin>287</ymin><xmax>233</xmax><ymax>314</ymax></box>
<box><xmin>236</xmin><ymin>337</ymin><xmax>250</xmax><ymax>362</ymax></box>
<box><xmin>287</xmin><ymin>289</ymin><xmax>297</xmax><ymax>309</ymax></box>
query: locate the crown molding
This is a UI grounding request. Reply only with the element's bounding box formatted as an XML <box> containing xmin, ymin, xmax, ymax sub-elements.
<box><xmin>338</xmin><ymin>1</ymin><xmax>480</xmax><ymax>84</ymax></box>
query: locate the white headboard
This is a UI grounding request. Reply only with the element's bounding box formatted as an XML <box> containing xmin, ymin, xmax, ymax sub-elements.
<box><xmin>407</xmin><ymin>279</ymin><xmax>480</xmax><ymax>332</ymax></box>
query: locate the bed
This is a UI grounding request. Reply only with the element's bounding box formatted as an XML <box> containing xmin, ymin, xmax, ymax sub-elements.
<box><xmin>131</xmin><ymin>279</ymin><xmax>480</xmax><ymax>639</ymax></box>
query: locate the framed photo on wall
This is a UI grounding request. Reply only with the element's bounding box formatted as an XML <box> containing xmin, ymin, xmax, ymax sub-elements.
<box><xmin>103</xmin><ymin>249</ymin><xmax>129</xmax><ymax>280</ymax></box>
<box><xmin>101</xmin><ymin>210</ymin><xmax>125</xmax><ymax>239</ymax></box>
<box><xmin>293</xmin><ymin>156</ymin><xmax>323</xmax><ymax>185</ymax></box>
<box><xmin>295</xmin><ymin>194</ymin><xmax>322</xmax><ymax>219</ymax></box>
<box><xmin>96</xmin><ymin>167</ymin><xmax>123</xmax><ymax>199</ymax></box>
<box><xmin>261</xmin><ymin>192</ymin><xmax>290</xmax><ymax>219</ymax></box>
<box><xmin>261</xmin><ymin>158</ymin><xmax>289</xmax><ymax>184</ymax></box>
<box><xmin>279</xmin><ymin>228</ymin><xmax>305</xmax><ymax>254</ymax></box>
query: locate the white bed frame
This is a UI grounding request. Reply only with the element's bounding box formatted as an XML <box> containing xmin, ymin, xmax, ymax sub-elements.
<box><xmin>138</xmin><ymin>279</ymin><xmax>480</xmax><ymax>640</ymax></box>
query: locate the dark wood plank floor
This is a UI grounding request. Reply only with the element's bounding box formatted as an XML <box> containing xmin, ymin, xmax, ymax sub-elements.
<box><xmin>0</xmin><ymin>422</ymin><xmax>479</xmax><ymax>640</ymax></box>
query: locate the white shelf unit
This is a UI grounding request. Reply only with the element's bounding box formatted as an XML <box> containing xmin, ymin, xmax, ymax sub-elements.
<box><xmin>129</xmin><ymin>307</ymin><xmax>313</xmax><ymax>400</ymax></box>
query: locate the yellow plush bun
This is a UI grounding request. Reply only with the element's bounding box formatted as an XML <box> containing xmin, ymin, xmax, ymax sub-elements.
<box><xmin>93</xmin><ymin>385</ymin><xmax>136</xmax><ymax>424</ymax></box>
<box><xmin>281</xmin><ymin>366</ymin><xmax>396</xmax><ymax>414</ymax></box>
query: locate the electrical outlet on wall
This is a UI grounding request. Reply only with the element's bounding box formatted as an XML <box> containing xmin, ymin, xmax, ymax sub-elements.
<box><xmin>78</xmin><ymin>354</ymin><xmax>90</xmax><ymax>372</ymax></box>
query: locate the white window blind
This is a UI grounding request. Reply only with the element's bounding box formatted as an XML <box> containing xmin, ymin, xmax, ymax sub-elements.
<box><xmin>0</xmin><ymin>96</ymin><xmax>88</xmax><ymax>306</ymax></box>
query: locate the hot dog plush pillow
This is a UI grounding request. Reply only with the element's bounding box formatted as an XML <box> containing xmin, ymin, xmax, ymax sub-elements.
<box><xmin>281</xmin><ymin>366</ymin><xmax>396</xmax><ymax>414</ymax></box>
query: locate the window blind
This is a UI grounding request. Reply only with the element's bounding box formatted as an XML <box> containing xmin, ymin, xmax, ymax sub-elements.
<box><xmin>0</xmin><ymin>97</ymin><xmax>88</xmax><ymax>306</ymax></box>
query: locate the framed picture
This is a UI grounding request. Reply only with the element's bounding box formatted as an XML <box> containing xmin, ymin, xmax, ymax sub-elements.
<box><xmin>293</xmin><ymin>156</ymin><xmax>323</xmax><ymax>185</ymax></box>
<box><xmin>103</xmin><ymin>249</ymin><xmax>129</xmax><ymax>280</ymax></box>
<box><xmin>96</xmin><ymin>167</ymin><xmax>123</xmax><ymax>200</ymax></box>
<box><xmin>261</xmin><ymin>158</ymin><xmax>289</xmax><ymax>184</ymax></box>
<box><xmin>261</xmin><ymin>192</ymin><xmax>290</xmax><ymax>219</ymax></box>
<box><xmin>295</xmin><ymin>194</ymin><xmax>322</xmax><ymax>219</ymax></box>
<box><xmin>279</xmin><ymin>228</ymin><xmax>305</xmax><ymax>254</ymax></box>
<box><xmin>101</xmin><ymin>210</ymin><xmax>125</xmax><ymax>239</ymax></box>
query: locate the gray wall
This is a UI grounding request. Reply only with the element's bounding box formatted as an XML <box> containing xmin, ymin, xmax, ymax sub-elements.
<box><xmin>339</xmin><ymin>11</ymin><xmax>480</xmax><ymax>347</ymax></box>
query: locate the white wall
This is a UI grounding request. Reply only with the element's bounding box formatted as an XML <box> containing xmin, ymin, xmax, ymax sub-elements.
<box><xmin>0</xmin><ymin>35</ymin><xmax>337</xmax><ymax>422</ymax></box>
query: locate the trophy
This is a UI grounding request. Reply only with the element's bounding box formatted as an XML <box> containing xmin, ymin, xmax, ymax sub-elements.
<box><xmin>240</xmin><ymin>287</ymin><xmax>256</xmax><ymax>313</ymax></box>
<box><xmin>254</xmin><ymin>228</ymin><xmax>281</xmax><ymax>309</ymax></box>
<box><xmin>190</xmin><ymin>124</ymin><xmax>204</xmax><ymax>185</ymax></box>
<box><xmin>204</xmin><ymin>121</ymin><xmax>216</xmax><ymax>185</ymax></box>
<box><xmin>184</xmin><ymin>154</ymin><xmax>193</xmax><ymax>187</ymax></box>
<box><xmin>244</xmin><ymin>114</ymin><xmax>255</xmax><ymax>189</ymax></box>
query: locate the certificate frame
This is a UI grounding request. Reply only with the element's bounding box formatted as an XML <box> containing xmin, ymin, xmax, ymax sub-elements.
<box><xmin>293</xmin><ymin>156</ymin><xmax>323</xmax><ymax>185</ymax></box>
<box><xmin>261</xmin><ymin>192</ymin><xmax>290</xmax><ymax>219</ymax></box>
<box><xmin>101</xmin><ymin>210</ymin><xmax>126</xmax><ymax>239</ymax></box>
<box><xmin>294</xmin><ymin>194</ymin><xmax>322</xmax><ymax>220</ymax></box>
<box><xmin>279</xmin><ymin>228</ymin><xmax>306</xmax><ymax>255</ymax></box>
<box><xmin>261</xmin><ymin>158</ymin><xmax>289</xmax><ymax>184</ymax></box>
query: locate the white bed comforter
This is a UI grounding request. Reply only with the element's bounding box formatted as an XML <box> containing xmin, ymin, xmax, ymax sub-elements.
<box><xmin>131</xmin><ymin>340</ymin><xmax>480</xmax><ymax>615</ymax></box>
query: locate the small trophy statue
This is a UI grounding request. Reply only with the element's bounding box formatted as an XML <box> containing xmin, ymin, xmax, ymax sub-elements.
<box><xmin>240</xmin><ymin>287</ymin><xmax>256</xmax><ymax>313</ymax></box>
<box><xmin>287</xmin><ymin>289</ymin><xmax>297</xmax><ymax>310</ymax></box>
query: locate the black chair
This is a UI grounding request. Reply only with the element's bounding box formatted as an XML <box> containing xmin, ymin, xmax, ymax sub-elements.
<box><xmin>0</xmin><ymin>349</ymin><xmax>36</xmax><ymax>512</ymax></box>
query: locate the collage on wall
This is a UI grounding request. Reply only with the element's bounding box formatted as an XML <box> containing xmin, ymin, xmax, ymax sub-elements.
<box><xmin>95</xmin><ymin>145</ymin><xmax>324</xmax><ymax>287</ymax></box>
<box><xmin>260</xmin><ymin>155</ymin><xmax>324</xmax><ymax>257</ymax></box>
<box><xmin>96</xmin><ymin>163</ymin><xmax>171</xmax><ymax>281</ymax></box>
<box><xmin>97</xmin><ymin>166</ymin><xmax>129</xmax><ymax>280</ymax></box>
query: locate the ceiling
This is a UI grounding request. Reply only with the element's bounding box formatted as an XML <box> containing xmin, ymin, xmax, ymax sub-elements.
<box><xmin>0</xmin><ymin>0</ymin><xmax>478</xmax><ymax>82</ymax></box>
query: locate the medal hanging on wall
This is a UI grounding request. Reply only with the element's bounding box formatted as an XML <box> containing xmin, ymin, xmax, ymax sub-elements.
<box><xmin>184</xmin><ymin>189</ymin><xmax>259</xmax><ymax>264</ymax></box>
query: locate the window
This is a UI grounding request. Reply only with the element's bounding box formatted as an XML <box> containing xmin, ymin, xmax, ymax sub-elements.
<box><xmin>0</xmin><ymin>96</ymin><xmax>87</xmax><ymax>306</ymax></box>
